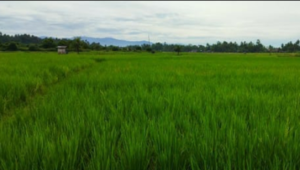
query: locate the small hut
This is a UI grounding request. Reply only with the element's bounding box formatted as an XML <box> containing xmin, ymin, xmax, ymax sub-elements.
<box><xmin>57</xmin><ymin>46</ymin><xmax>67</xmax><ymax>54</ymax></box>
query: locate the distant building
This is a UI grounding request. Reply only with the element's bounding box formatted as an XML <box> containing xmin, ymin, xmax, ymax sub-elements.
<box><xmin>190</xmin><ymin>49</ymin><xmax>198</xmax><ymax>53</ymax></box>
<box><xmin>57</xmin><ymin>46</ymin><xmax>67</xmax><ymax>54</ymax></box>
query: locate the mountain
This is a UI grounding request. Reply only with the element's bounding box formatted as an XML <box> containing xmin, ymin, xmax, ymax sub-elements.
<box><xmin>81</xmin><ymin>37</ymin><xmax>151</xmax><ymax>47</ymax></box>
<box><xmin>39</xmin><ymin>36</ymin><xmax>151</xmax><ymax>47</ymax></box>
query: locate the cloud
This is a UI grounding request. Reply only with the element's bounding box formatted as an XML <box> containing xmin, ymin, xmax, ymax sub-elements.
<box><xmin>1</xmin><ymin>1</ymin><xmax>300</xmax><ymax>46</ymax></box>
<box><xmin>114</xmin><ymin>17</ymin><xmax>142</xmax><ymax>22</ymax></box>
<box><xmin>95</xmin><ymin>28</ymin><xmax>124</xmax><ymax>34</ymax></box>
<box><xmin>154</xmin><ymin>13</ymin><xmax>179</xmax><ymax>19</ymax></box>
<box><xmin>127</xmin><ymin>31</ymin><xmax>143</xmax><ymax>35</ymax></box>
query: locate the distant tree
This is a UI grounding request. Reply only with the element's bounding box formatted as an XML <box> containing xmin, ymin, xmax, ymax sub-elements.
<box><xmin>255</xmin><ymin>39</ymin><xmax>265</xmax><ymax>52</ymax></box>
<box><xmin>111</xmin><ymin>46</ymin><xmax>119</xmax><ymax>51</ymax></box>
<box><xmin>28</xmin><ymin>44</ymin><xmax>39</xmax><ymax>51</ymax></box>
<box><xmin>206</xmin><ymin>43</ymin><xmax>211</xmax><ymax>52</ymax></box>
<box><xmin>58</xmin><ymin>39</ymin><xmax>70</xmax><ymax>46</ymax></box>
<box><xmin>6</xmin><ymin>42</ymin><xmax>18</xmax><ymax>51</ymax></box>
<box><xmin>81</xmin><ymin>40</ymin><xmax>90</xmax><ymax>49</ymax></box>
<box><xmin>72</xmin><ymin>37</ymin><xmax>82</xmax><ymax>54</ymax></box>
<box><xmin>198</xmin><ymin>45</ymin><xmax>206</xmax><ymax>52</ymax></box>
<box><xmin>135</xmin><ymin>46</ymin><xmax>142</xmax><ymax>51</ymax></box>
<box><xmin>295</xmin><ymin>40</ymin><xmax>300</xmax><ymax>52</ymax></box>
<box><xmin>174</xmin><ymin>45</ymin><xmax>181</xmax><ymax>55</ymax></box>
<box><xmin>268</xmin><ymin>45</ymin><xmax>274</xmax><ymax>51</ymax></box>
<box><xmin>146</xmin><ymin>47</ymin><xmax>152</xmax><ymax>53</ymax></box>
<box><xmin>282</xmin><ymin>41</ymin><xmax>295</xmax><ymax>52</ymax></box>
<box><xmin>141</xmin><ymin>44</ymin><xmax>151</xmax><ymax>51</ymax></box>
<box><xmin>90</xmin><ymin>42</ymin><xmax>102</xmax><ymax>50</ymax></box>
<box><xmin>42</xmin><ymin>38</ymin><xmax>56</xmax><ymax>48</ymax></box>
<box><xmin>152</xmin><ymin>42</ymin><xmax>163</xmax><ymax>51</ymax></box>
<box><xmin>103</xmin><ymin>45</ymin><xmax>108</xmax><ymax>51</ymax></box>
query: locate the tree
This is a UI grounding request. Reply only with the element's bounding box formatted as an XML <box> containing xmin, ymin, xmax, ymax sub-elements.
<box><xmin>28</xmin><ymin>44</ymin><xmax>39</xmax><ymax>51</ymax></box>
<box><xmin>135</xmin><ymin>46</ymin><xmax>142</xmax><ymax>51</ymax></box>
<box><xmin>6</xmin><ymin>42</ymin><xmax>18</xmax><ymax>51</ymax></box>
<box><xmin>110</xmin><ymin>46</ymin><xmax>119</xmax><ymax>51</ymax></box>
<box><xmin>206</xmin><ymin>43</ymin><xmax>211</xmax><ymax>52</ymax></box>
<box><xmin>174</xmin><ymin>45</ymin><xmax>181</xmax><ymax>55</ymax></box>
<box><xmin>198</xmin><ymin>45</ymin><xmax>206</xmax><ymax>52</ymax></box>
<box><xmin>90</xmin><ymin>42</ymin><xmax>102</xmax><ymax>50</ymax></box>
<box><xmin>268</xmin><ymin>45</ymin><xmax>274</xmax><ymax>52</ymax></box>
<box><xmin>81</xmin><ymin>40</ymin><xmax>90</xmax><ymax>49</ymax></box>
<box><xmin>146</xmin><ymin>47</ymin><xmax>152</xmax><ymax>53</ymax></box>
<box><xmin>72</xmin><ymin>37</ymin><xmax>82</xmax><ymax>54</ymax></box>
<box><xmin>295</xmin><ymin>40</ymin><xmax>300</xmax><ymax>52</ymax></box>
<box><xmin>152</xmin><ymin>42</ymin><xmax>163</xmax><ymax>51</ymax></box>
<box><xmin>255</xmin><ymin>39</ymin><xmax>265</xmax><ymax>52</ymax></box>
<box><xmin>42</xmin><ymin>38</ymin><xmax>56</xmax><ymax>48</ymax></box>
<box><xmin>58</xmin><ymin>39</ymin><xmax>70</xmax><ymax>46</ymax></box>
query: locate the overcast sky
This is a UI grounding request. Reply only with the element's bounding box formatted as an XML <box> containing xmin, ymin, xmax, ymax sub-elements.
<box><xmin>1</xmin><ymin>1</ymin><xmax>300</xmax><ymax>47</ymax></box>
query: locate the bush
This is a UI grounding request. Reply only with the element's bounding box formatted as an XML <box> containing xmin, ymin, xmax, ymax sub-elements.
<box><xmin>146</xmin><ymin>47</ymin><xmax>152</xmax><ymax>52</ymax></box>
<box><xmin>28</xmin><ymin>45</ymin><xmax>39</xmax><ymax>51</ymax></box>
<box><xmin>111</xmin><ymin>47</ymin><xmax>119</xmax><ymax>51</ymax></box>
<box><xmin>6</xmin><ymin>42</ymin><xmax>18</xmax><ymax>51</ymax></box>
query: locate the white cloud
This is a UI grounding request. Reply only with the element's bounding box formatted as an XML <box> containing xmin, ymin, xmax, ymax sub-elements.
<box><xmin>1</xmin><ymin>1</ymin><xmax>300</xmax><ymax>47</ymax></box>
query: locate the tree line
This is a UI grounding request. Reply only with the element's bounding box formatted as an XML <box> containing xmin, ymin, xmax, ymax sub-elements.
<box><xmin>1</xmin><ymin>31</ymin><xmax>300</xmax><ymax>53</ymax></box>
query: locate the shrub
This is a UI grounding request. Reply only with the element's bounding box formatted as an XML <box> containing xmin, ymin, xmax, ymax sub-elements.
<box><xmin>6</xmin><ymin>42</ymin><xmax>18</xmax><ymax>51</ymax></box>
<box><xmin>28</xmin><ymin>45</ymin><xmax>39</xmax><ymax>51</ymax></box>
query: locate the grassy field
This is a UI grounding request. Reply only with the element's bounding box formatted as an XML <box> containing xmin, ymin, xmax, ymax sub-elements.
<box><xmin>0</xmin><ymin>52</ymin><xmax>300</xmax><ymax>170</ymax></box>
<box><xmin>0</xmin><ymin>52</ymin><xmax>96</xmax><ymax>116</ymax></box>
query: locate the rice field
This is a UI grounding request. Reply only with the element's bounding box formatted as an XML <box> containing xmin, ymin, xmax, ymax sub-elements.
<box><xmin>0</xmin><ymin>52</ymin><xmax>300</xmax><ymax>170</ymax></box>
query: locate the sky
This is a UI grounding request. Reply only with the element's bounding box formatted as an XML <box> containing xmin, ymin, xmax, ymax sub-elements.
<box><xmin>1</xmin><ymin>1</ymin><xmax>300</xmax><ymax>47</ymax></box>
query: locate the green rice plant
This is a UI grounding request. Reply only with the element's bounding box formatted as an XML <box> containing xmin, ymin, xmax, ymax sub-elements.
<box><xmin>0</xmin><ymin>52</ymin><xmax>300</xmax><ymax>169</ymax></box>
<box><xmin>0</xmin><ymin>52</ymin><xmax>95</xmax><ymax>117</ymax></box>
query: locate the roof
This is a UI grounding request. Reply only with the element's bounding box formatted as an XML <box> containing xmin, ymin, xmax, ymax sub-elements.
<box><xmin>57</xmin><ymin>46</ymin><xmax>67</xmax><ymax>49</ymax></box>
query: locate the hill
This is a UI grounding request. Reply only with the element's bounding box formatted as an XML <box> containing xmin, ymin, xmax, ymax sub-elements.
<box><xmin>81</xmin><ymin>37</ymin><xmax>151</xmax><ymax>47</ymax></box>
